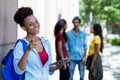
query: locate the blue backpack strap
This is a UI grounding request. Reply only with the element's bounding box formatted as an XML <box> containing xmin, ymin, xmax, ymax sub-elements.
<box><xmin>19</xmin><ymin>39</ymin><xmax>27</xmax><ymax>52</ymax></box>
<box><xmin>14</xmin><ymin>39</ymin><xmax>21</xmax><ymax>47</ymax></box>
<box><xmin>14</xmin><ymin>39</ymin><xmax>27</xmax><ymax>52</ymax></box>
<box><xmin>14</xmin><ymin>39</ymin><xmax>27</xmax><ymax>51</ymax></box>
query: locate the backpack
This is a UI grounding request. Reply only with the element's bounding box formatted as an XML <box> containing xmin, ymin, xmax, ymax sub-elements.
<box><xmin>1</xmin><ymin>39</ymin><xmax>27</xmax><ymax>80</ymax></box>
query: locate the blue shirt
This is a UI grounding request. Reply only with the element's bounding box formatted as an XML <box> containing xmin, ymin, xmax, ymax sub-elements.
<box><xmin>66</xmin><ymin>29</ymin><xmax>87</xmax><ymax>60</ymax></box>
<box><xmin>13</xmin><ymin>37</ymin><xmax>53</xmax><ymax>80</ymax></box>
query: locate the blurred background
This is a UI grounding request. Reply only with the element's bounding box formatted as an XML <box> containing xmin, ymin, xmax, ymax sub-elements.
<box><xmin>0</xmin><ymin>0</ymin><xmax>120</xmax><ymax>80</ymax></box>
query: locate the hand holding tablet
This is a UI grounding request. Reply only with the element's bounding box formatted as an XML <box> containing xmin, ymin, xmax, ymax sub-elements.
<box><xmin>50</xmin><ymin>58</ymin><xmax>70</xmax><ymax>65</ymax></box>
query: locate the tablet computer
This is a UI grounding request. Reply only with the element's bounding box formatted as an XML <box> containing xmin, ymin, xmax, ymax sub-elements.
<box><xmin>50</xmin><ymin>58</ymin><xmax>70</xmax><ymax>65</ymax></box>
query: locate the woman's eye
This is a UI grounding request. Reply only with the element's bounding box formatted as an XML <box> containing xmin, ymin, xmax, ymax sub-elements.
<box><xmin>28</xmin><ymin>23</ymin><xmax>34</xmax><ymax>26</ymax></box>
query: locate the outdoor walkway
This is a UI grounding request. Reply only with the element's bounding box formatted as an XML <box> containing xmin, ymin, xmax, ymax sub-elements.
<box><xmin>49</xmin><ymin>43</ymin><xmax>120</xmax><ymax>80</ymax></box>
<box><xmin>102</xmin><ymin>43</ymin><xmax>120</xmax><ymax>80</ymax></box>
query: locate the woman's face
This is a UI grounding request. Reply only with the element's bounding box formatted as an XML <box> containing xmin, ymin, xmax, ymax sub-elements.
<box><xmin>90</xmin><ymin>26</ymin><xmax>94</xmax><ymax>33</ymax></box>
<box><xmin>23</xmin><ymin>15</ymin><xmax>40</xmax><ymax>35</ymax></box>
<box><xmin>63</xmin><ymin>24</ymin><xmax>67</xmax><ymax>31</ymax></box>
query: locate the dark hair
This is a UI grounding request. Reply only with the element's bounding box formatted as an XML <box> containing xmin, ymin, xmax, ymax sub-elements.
<box><xmin>93</xmin><ymin>23</ymin><xmax>103</xmax><ymax>53</ymax></box>
<box><xmin>72</xmin><ymin>16</ymin><xmax>81</xmax><ymax>23</ymax></box>
<box><xmin>14</xmin><ymin>7</ymin><xmax>33</xmax><ymax>27</ymax></box>
<box><xmin>54</xmin><ymin>19</ymin><xmax>67</xmax><ymax>42</ymax></box>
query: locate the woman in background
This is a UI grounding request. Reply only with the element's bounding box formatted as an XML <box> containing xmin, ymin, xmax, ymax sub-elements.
<box><xmin>54</xmin><ymin>19</ymin><xmax>70</xmax><ymax>80</ymax></box>
<box><xmin>87</xmin><ymin>23</ymin><xmax>103</xmax><ymax>80</ymax></box>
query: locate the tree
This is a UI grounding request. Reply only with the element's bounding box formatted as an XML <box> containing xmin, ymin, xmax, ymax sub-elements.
<box><xmin>79</xmin><ymin>0</ymin><xmax>120</xmax><ymax>33</ymax></box>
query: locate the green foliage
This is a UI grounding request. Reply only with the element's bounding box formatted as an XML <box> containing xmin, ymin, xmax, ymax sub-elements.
<box><xmin>79</xmin><ymin>0</ymin><xmax>120</xmax><ymax>33</ymax></box>
<box><xmin>107</xmin><ymin>38</ymin><xmax>120</xmax><ymax>45</ymax></box>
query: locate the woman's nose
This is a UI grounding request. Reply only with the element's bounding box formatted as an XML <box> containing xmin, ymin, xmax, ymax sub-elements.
<box><xmin>34</xmin><ymin>22</ymin><xmax>40</xmax><ymax>27</ymax></box>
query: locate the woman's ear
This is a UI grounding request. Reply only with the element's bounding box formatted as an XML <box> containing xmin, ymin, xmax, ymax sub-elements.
<box><xmin>21</xmin><ymin>26</ymin><xmax>26</xmax><ymax>31</ymax></box>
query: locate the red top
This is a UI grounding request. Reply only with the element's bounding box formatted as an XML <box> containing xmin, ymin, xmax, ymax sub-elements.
<box><xmin>38</xmin><ymin>49</ymin><xmax>48</xmax><ymax>67</ymax></box>
<box><xmin>55</xmin><ymin>32</ymin><xmax>68</xmax><ymax>60</ymax></box>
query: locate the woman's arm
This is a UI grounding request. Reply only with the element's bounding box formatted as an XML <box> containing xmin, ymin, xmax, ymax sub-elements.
<box><xmin>18</xmin><ymin>39</ymin><xmax>37</xmax><ymax>70</ymax></box>
<box><xmin>18</xmin><ymin>48</ymin><xmax>30</xmax><ymax>70</ymax></box>
<box><xmin>49</xmin><ymin>61</ymin><xmax>63</xmax><ymax>72</ymax></box>
<box><xmin>90</xmin><ymin>44</ymin><xmax>99</xmax><ymax>71</ymax></box>
<box><xmin>57</xmin><ymin>41</ymin><xmax>64</xmax><ymax>59</ymax></box>
<box><xmin>57</xmin><ymin>41</ymin><xmax>67</xmax><ymax>69</ymax></box>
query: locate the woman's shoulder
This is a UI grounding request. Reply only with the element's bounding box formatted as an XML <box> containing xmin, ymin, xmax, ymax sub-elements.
<box><xmin>55</xmin><ymin>32</ymin><xmax>63</xmax><ymax>39</ymax></box>
<box><xmin>94</xmin><ymin>35</ymin><xmax>100</xmax><ymax>41</ymax></box>
<box><xmin>38</xmin><ymin>36</ymin><xmax>50</xmax><ymax>44</ymax></box>
<box><xmin>95</xmin><ymin>35</ymin><xmax>100</xmax><ymax>38</ymax></box>
<box><xmin>56</xmin><ymin>32</ymin><xmax>62</xmax><ymax>36</ymax></box>
<box><xmin>13</xmin><ymin>39</ymin><xmax>26</xmax><ymax>54</ymax></box>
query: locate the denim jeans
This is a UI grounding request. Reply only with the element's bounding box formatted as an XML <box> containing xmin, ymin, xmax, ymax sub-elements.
<box><xmin>59</xmin><ymin>65</ymin><xmax>70</xmax><ymax>80</ymax></box>
<box><xmin>69</xmin><ymin>60</ymin><xmax>85</xmax><ymax>80</ymax></box>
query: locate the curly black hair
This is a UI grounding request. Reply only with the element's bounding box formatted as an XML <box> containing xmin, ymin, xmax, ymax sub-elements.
<box><xmin>14</xmin><ymin>7</ymin><xmax>33</xmax><ymax>27</ymax></box>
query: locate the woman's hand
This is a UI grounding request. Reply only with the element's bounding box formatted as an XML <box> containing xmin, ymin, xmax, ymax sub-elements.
<box><xmin>27</xmin><ymin>39</ymin><xmax>37</xmax><ymax>50</ymax></box>
<box><xmin>63</xmin><ymin>63</ymin><xmax>67</xmax><ymax>70</ymax></box>
<box><xmin>90</xmin><ymin>64</ymin><xmax>94</xmax><ymax>71</ymax></box>
<box><xmin>66</xmin><ymin>58</ymin><xmax>71</xmax><ymax>64</ymax></box>
<box><xmin>49</xmin><ymin>60</ymin><xmax>63</xmax><ymax>72</ymax></box>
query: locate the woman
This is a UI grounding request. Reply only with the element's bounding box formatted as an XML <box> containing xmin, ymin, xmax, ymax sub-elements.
<box><xmin>54</xmin><ymin>19</ymin><xmax>70</xmax><ymax>80</ymax></box>
<box><xmin>87</xmin><ymin>23</ymin><xmax>103</xmax><ymax>80</ymax></box>
<box><xmin>13</xmin><ymin>7</ymin><xmax>62</xmax><ymax>80</ymax></box>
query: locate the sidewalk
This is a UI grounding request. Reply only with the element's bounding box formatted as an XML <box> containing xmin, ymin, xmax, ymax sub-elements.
<box><xmin>49</xmin><ymin>43</ymin><xmax>120</xmax><ymax>80</ymax></box>
<box><xmin>102</xmin><ymin>43</ymin><xmax>120</xmax><ymax>80</ymax></box>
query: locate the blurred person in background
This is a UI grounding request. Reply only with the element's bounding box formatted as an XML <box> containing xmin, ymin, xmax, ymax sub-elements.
<box><xmin>86</xmin><ymin>23</ymin><xmax>103</xmax><ymax>80</ymax></box>
<box><xmin>66</xmin><ymin>16</ymin><xmax>87</xmax><ymax>80</ymax></box>
<box><xmin>54</xmin><ymin>19</ymin><xmax>70</xmax><ymax>80</ymax></box>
